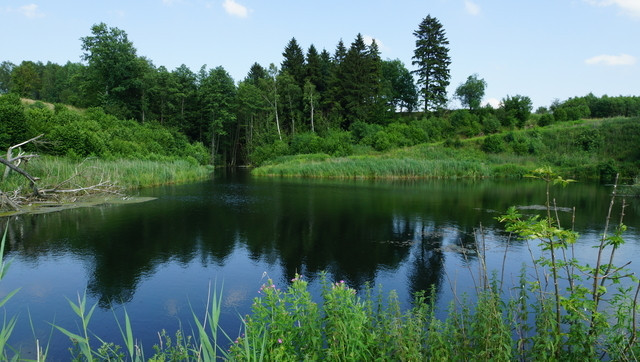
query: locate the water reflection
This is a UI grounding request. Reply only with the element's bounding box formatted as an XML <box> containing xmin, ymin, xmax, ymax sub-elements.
<box><xmin>0</xmin><ymin>170</ymin><xmax>637</xmax><ymax>359</ymax></box>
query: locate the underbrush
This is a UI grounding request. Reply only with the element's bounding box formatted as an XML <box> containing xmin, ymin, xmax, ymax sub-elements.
<box><xmin>252</xmin><ymin>117</ymin><xmax>640</xmax><ymax>181</ymax></box>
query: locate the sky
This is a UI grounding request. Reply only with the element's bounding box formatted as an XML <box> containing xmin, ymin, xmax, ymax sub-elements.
<box><xmin>1</xmin><ymin>0</ymin><xmax>638</xmax><ymax>109</ymax></box>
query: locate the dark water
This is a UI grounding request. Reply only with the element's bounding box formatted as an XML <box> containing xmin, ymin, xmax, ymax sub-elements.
<box><xmin>1</xmin><ymin>170</ymin><xmax>639</xmax><ymax>359</ymax></box>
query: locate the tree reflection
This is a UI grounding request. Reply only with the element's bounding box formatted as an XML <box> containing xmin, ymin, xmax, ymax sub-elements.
<box><xmin>407</xmin><ymin>222</ymin><xmax>445</xmax><ymax>301</ymax></box>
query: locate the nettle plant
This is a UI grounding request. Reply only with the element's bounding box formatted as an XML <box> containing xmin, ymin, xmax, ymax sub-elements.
<box><xmin>497</xmin><ymin>167</ymin><xmax>640</xmax><ymax>359</ymax></box>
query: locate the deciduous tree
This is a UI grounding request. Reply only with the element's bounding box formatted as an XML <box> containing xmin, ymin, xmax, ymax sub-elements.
<box><xmin>381</xmin><ymin>59</ymin><xmax>418</xmax><ymax>113</ymax></box>
<box><xmin>501</xmin><ymin>94</ymin><xmax>532</xmax><ymax>128</ymax></box>
<box><xmin>80</xmin><ymin>22</ymin><xmax>143</xmax><ymax>120</ymax></box>
<box><xmin>454</xmin><ymin>74</ymin><xmax>487</xmax><ymax>111</ymax></box>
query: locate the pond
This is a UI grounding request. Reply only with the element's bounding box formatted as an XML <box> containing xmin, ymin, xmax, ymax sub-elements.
<box><xmin>0</xmin><ymin>169</ymin><xmax>639</xmax><ymax>359</ymax></box>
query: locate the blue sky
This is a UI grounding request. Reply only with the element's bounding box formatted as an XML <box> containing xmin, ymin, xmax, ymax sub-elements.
<box><xmin>1</xmin><ymin>0</ymin><xmax>638</xmax><ymax>109</ymax></box>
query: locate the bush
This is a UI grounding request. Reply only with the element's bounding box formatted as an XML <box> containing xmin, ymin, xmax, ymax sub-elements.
<box><xmin>481</xmin><ymin>135</ymin><xmax>505</xmax><ymax>153</ymax></box>
<box><xmin>320</xmin><ymin>129</ymin><xmax>353</xmax><ymax>157</ymax></box>
<box><xmin>0</xmin><ymin>93</ymin><xmax>28</xmax><ymax>148</ymax></box>
<box><xmin>482</xmin><ymin>115</ymin><xmax>501</xmax><ymax>134</ymax></box>
<box><xmin>291</xmin><ymin>132</ymin><xmax>322</xmax><ymax>154</ymax></box>
<box><xmin>538</xmin><ymin>114</ymin><xmax>554</xmax><ymax>127</ymax></box>
<box><xmin>575</xmin><ymin>128</ymin><xmax>603</xmax><ymax>151</ymax></box>
<box><xmin>250</xmin><ymin>140</ymin><xmax>290</xmax><ymax>166</ymax></box>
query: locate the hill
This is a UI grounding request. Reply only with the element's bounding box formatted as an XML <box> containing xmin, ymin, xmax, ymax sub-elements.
<box><xmin>252</xmin><ymin>117</ymin><xmax>640</xmax><ymax>182</ymax></box>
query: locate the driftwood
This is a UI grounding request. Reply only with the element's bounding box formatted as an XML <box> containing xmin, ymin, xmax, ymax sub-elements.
<box><xmin>3</xmin><ymin>134</ymin><xmax>43</xmax><ymax>181</ymax></box>
<box><xmin>0</xmin><ymin>156</ymin><xmax>42</xmax><ymax>197</ymax></box>
<box><xmin>0</xmin><ymin>136</ymin><xmax>121</xmax><ymax>212</ymax></box>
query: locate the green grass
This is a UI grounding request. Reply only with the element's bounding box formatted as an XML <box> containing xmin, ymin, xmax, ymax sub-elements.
<box><xmin>1</xmin><ymin>156</ymin><xmax>213</xmax><ymax>195</ymax></box>
<box><xmin>252</xmin><ymin>117</ymin><xmax>640</xmax><ymax>181</ymax></box>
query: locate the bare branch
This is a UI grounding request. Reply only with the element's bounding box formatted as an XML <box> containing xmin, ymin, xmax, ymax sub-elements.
<box><xmin>7</xmin><ymin>134</ymin><xmax>44</xmax><ymax>152</ymax></box>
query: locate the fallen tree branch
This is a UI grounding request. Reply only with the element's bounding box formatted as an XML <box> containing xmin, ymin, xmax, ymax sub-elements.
<box><xmin>0</xmin><ymin>190</ymin><xmax>20</xmax><ymax>211</ymax></box>
<box><xmin>3</xmin><ymin>134</ymin><xmax>44</xmax><ymax>181</ymax></box>
<box><xmin>0</xmin><ymin>157</ymin><xmax>42</xmax><ymax>197</ymax></box>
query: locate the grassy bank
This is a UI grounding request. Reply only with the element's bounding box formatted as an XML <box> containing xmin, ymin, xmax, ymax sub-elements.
<box><xmin>253</xmin><ymin>117</ymin><xmax>640</xmax><ymax>181</ymax></box>
<box><xmin>1</xmin><ymin>156</ymin><xmax>213</xmax><ymax>197</ymax></box>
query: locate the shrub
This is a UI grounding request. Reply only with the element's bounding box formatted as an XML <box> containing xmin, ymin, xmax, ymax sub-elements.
<box><xmin>291</xmin><ymin>132</ymin><xmax>322</xmax><ymax>154</ymax></box>
<box><xmin>0</xmin><ymin>93</ymin><xmax>28</xmax><ymax>148</ymax></box>
<box><xmin>575</xmin><ymin>128</ymin><xmax>603</xmax><ymax>151</ymax></box>
<box><xmin>250</xmin><ymin>140</ymin><xmax>290</xmax><ymax>166</ymax></box>
<box><xmin>320</xmin><ymin>129</ymin><xmax>353</xmax><ymax>157</ymax></box>
<box><xmin>538</xmin><ymin>114</ymin><xmax>554</xmax><ymax>127</ymax></box>
<box><xmin>481</xmin><ymin>134</ymin><xmax>505</xmax><ymax>153</ymax></box>
<box><xmin>481</xmin><ymin>115</ymin><xmax>501</xmax><ymax>134</ymax></box>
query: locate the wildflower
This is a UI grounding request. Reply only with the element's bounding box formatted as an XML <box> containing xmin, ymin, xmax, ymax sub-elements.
<box><xmin>278</xmin><ymin>338</ymin><xmax>283</xmax><ymax>344</ymax></box>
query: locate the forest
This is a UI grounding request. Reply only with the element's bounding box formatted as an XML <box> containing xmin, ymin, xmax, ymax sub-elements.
<box><xmin>1</xmin><ymin>19</ymin><xmax>640</xmax><ymax>169</ymax></box>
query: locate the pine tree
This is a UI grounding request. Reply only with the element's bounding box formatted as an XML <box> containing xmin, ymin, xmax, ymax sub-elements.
<box><xmin>245</xmin><ymin>62</ymin><xmax>267</xmax><ymax>86</ymax></box>
<box><xmin>305</xmin><ymin>44</ymin><xmax>324</xmax><ymax>92</ymax></box>
<box><xmin>281</xmin><ymin>38</ymin><xmax>306</xmax><ymax>88</ymax></box>
<box><xmin>412</xmin><ymin>15</ymin><xmax>451</xmax><ymax>111</ymax></box>
<box><xmin>338</xmin><ymin>34</ymin><xmax>383</xmax><ymax>127</ymax></box>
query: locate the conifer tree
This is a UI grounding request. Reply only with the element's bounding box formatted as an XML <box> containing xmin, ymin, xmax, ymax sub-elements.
<box><xmin>338</xmin><ymin>34</ymin><xmax>383</xmax><ymax>127</ymax></box>
<box><xmin>245</xmin><ymin>62</ymin><xmax>267</xmax><ymax>86</ymax></box>
<box><xmin>412</xmin><ymin>15</ymin><xmax>451</xmax><ymax>111</ymax></box>
<box><xmin>305</xmin><ymin>44</ymin><xmax>323</xmax><ymax>91</ymax></box>
<box><xmin>281</xmin><ymin>38</ymin><xmax>306</xmax><ymax>88</ymax></box>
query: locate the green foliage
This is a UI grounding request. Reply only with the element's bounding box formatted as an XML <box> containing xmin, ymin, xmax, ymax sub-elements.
<box><xmin>321</xmin><ymin>129</ymin><xmax>353</xmax><ymax>156</ymax></box>
<box><xmin>454</xmin><ymin>74</ymin><xmax>487</xmax><ymax>110</ymax></box>
<box><xmin>81</xmin><ymin>22</ymin><xmax>143</xmax><ymax>120</ymax></box>
<box><xmin>250</xmin><ymin>140</ymin><xmax>290</xmax><ymax>166</ymax></box>
<box><xmin>20</xmin><ymin>106</ymin><xmax>210</xmax><ymax>164</ymax></box>
<box><xmin>381</xmin><ymin>59</ymin><xmax>418</xmax><ymax>113</ymax></box>
<box><xmin>0</xmin><ymin>93</ymin><xmax>28</xmax><ymax>149</ymax></box>
<box><xmin>290</xmin><ymin>132</ymin><xmax>322</xmax><ymax>154</ymax></box>
<box><xmin>481</xmin><ymin>134</ymin><xmax>505</xmax><ymax>153</ymax></box>
<box><xmin>412</xmin><ymin>14</ymin><xmax>451</xmax><ymax>111</ymax></box>
<box><xmin>575</xmin><ymin>127</ymin><xmax>603</xmax><ymax>151</ymax></box>
<box><xmin>538</xmin><ymin>113</ymin><xmax>554</xmax><ymax>127</ymax></box>
<box><xmin>501</xmin><ymin>94</ymin><xmax>533</xmax><ymax>128</ymax></box>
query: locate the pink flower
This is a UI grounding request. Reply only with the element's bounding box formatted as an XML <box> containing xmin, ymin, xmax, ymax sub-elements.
<box><xmin>278</xmin><ymin>338</ymin><xmax>283</xmax><ymax>344</ymax></box>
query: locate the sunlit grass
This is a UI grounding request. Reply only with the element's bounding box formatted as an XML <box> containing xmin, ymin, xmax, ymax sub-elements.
<box><xmin>1</xmin><ymin>156</ymin><xmax>213</xmax><ymax>194</ymax></box>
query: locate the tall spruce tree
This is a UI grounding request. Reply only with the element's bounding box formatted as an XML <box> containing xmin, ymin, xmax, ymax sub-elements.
<box><xmin>305</xmin><ymin>44</ymin><xmax>324</xmax><ymax>91</ymax></box>
<box><xmin>245</xmin><ymin>62</ymin><xmax>267</xmax><ymax>86</ymax></box>
<box><xmin>281</xmin><ymin>38</ymin><xmax>306</xmax><ymax>88</ymax></box>
<box><xmin>412</xmin><ymin>15</ymin><xmax>451</xmax><ymax>111</ymax></box>
<box><xmin>338</xmin><ymin>34</ymin><xmax>383</xmax><ymax>127</ymax></box>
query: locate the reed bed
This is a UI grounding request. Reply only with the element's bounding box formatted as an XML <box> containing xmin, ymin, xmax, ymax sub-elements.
<box><xmin>1</xmin><ymin>156</ymin><xmax>213</xmax><ymax>193</ymax></box>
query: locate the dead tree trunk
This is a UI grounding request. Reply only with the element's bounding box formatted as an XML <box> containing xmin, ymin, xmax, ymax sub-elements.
<box><xmin>3</xmin><ymin>134</ymin><xmax>43</xmax><ymax>181</ymax></box>
<box><xmin>0</xmin><ymin>157</ymin><xmax>42</xmax><ymax>197</ymax></box>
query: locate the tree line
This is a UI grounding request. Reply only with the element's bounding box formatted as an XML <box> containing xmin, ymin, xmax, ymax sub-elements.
<box><xmin>1</xmin><ymin>17</ymin><xmax>638</xmax><ymax>166</ymax></box>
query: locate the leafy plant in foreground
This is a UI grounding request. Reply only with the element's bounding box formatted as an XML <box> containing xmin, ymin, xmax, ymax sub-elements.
<box><xmin>498</xmin><ymin>167</ymin><xmax>640</xmax><ymax>359</ymax></box>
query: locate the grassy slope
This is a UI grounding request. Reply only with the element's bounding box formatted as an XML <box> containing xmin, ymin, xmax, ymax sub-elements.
<box><xmin>1</xmin><ymin>99</ymin><xmax>213</xmax><ymax>202</ymax></box>
<box><xmin>252</xmin><ymin>117</ymin><xmax>640</xmax><ymax>181</ymax></box>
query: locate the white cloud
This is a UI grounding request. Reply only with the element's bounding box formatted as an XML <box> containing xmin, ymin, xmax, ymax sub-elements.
<box><xmin>486</xmin><ymin>98</ymin><xmax>501</xmax><ymax>108</ymax></box>
<box><xmin>363</xmin><ymin>35</ymin><xmax>388</xmax><ymax>52</ymax></box>
<box><xmin>222</xmin><ymin>0</ymin><xmax>249</xmax><ymax>18</ymax></box>
<box><xmin>18</xmin><ymin>4</ymin><xmax>44</xmax><ymax>18</ymax></box>
<box><xmin>585</xmin><ymin>53</ymin><xmax>637</xmax><ymax>66</ymax></box>
<box><xmin>464</xmin><ymin>0</ymin><xmax>481</xmax><ymax>16</ymax></box>
<box><xmin>584</xmin><ymin>0</ymin><xmax>640</xmax><ymax>19</ymax></box>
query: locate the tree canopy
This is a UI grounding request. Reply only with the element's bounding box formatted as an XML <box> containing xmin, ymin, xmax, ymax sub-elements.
<box><xmin>455</xmin><ymin>74</ymin><xmax>487</xmax><ymax>111</ymax></box>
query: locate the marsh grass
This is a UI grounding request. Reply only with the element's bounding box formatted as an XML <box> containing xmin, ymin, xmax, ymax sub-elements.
<box><xmin>1</xmin><ymin>156</ymin><xmax>212</xmax><ymax>196</ymax></box>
